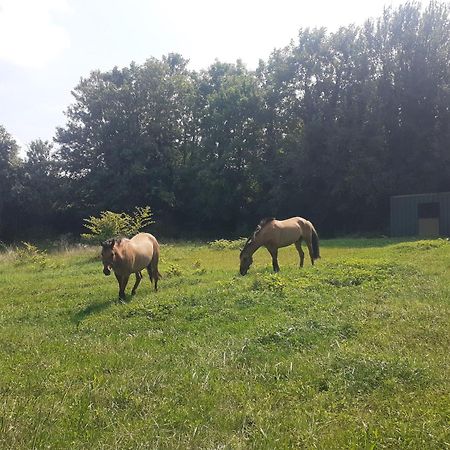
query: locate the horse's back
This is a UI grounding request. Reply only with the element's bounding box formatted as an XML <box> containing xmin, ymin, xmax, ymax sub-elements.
<box><xmin>130</xmin><ymin>232</ymin><xmax>158</xmax><ymax>246</ymax></box>
<box><xmin>271</xmin><ymin>217</ymin><xmax>315</xmax><ymax>245</ymax></box>
<box><xmin>267</xmin><ymin>218</ymin><xmax>300</xmax><ymax>246</ymax></box>
<box><xmin>276</xmin><ymin>217</ymin><xmax>302</xmax><ymax>227</ymax></box>
<box><xmin>128</xmin><ymin>233</ymin><xmax>159</xmax><ymax>270</ymax></box>
<box><xmin>276</xmin><ymin>217</ymin><xmax>309</xmax><ymax>232</ymax></box>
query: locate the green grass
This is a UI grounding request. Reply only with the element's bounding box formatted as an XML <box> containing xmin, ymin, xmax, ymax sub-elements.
<box><xmin>0</xmin><ymin>238</ymin><xmax>449</xmax><ymax>449</ymax></box>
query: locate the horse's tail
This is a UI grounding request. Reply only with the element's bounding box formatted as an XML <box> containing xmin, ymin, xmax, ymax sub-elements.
<box><xmin>311</xmin><ymin>225</ymin><xmax>320</xmax><ymax>260</ymax></box>
<box><xmin>148</xmin><ymin>252</ymin><xmax>161</xmax><ymax>277</ymax></box>
<box><xmin>149</xmin><ymin>271</ymin><xmax>162</xmax><ymax>282</ymax></box>
<box><xmin>148</xmin><ymin>244</ymin><xmax>162</xmax><ymax>291</ymax></box>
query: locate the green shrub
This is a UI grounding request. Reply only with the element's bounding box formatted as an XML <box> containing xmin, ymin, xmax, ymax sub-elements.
<box><xmin>165</xmin><ymin>263</ymin><xmax>183</xmax><ymax>277</ymax></box>
<box><xmin>208</xmin><ymin>238</ymin><xmax>247</xmax><ymax>250</ymax></box>
<box><xmin>0</xmin><ymin>241</ymin><xmax>8</xmax><ymax>252</ymax></box>
<box><xmin>192</xmin><ymin>260</ymin><xmax>207</xmax><ymax>275</ymax></box>
<box><xmin>252</xmin><ymin>273</ymin><xmax>285</xmax><ymax>294</ymax></box>
<box><xmin>81</xmin><ymin>206</ymin><xmax>154</xmax><ymax>243</ymax></box>
<box><xmin>391</xmin><ymin>239</ymin><xmax>449</xmax><ymax>253</ymax></box>
<box><xmin>15</xmin><ymin>242</ymin><xmax>50</xmax><ymax>270</ymax></box>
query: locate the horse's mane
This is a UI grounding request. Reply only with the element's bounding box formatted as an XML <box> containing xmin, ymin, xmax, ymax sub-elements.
<box><xmin>241</xmin><ymin>217</ymin><xmax>275</xmax><ymax>254</ymax></box>
<box><xmin>104</xmin><ymin>236</ymin><xmax>126</xmax><ymax>247</ymax></box>
<box><xmin>115</xmin><ymin>236</ymin><xmax>131</xmax><ymax>246</ymax></box>
<box><xmin>256</xmin><ymin>217</ymin><xmax>275</xmax><ymax>231</ymax></box>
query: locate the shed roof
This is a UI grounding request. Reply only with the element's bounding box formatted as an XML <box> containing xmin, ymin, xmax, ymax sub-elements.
<box><xmin>391</xmin><ymin>192</ymin><xmax>450</xmax><ymax>200</ymax></box>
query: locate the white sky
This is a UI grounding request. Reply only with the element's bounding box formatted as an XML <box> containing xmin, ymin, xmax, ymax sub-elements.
<box><xmin>0</xmin><ymin>0</ymin><xmax>423</xmax><ymax>150</ymax></box>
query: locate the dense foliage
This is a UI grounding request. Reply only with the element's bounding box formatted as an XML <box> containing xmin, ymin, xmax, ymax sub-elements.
<box><xmin>1</xmin><ymin>2</ymin><xmax>449</xmax><ymax>239</ymax></box>
<box><xmin>81</xmin><ymin>206</ymin><xmax>154</xmax><ymax>243</ymax></box>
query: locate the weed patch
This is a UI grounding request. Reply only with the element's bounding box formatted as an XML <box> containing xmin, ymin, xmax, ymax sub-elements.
<box><xmin>234</xmin><ymin>294</ymin><xmax>256</xmax><ymax>309</ymax></box>
<box><xmin>251</xmin><ymin>273</ymin><xmax>285</xmax><ymax>294</ymax></box>
<box><xmin>164</xmin><ymin>263</ymin><xmax>183</xmax><ymax>277</ymax></box>
<box><xmin>256</xmin><ymin>325</ymin><xmax>316</xmax><ymax>350</ymax></box>
<box><xmin>329</xmin><ymin>354</ymin><xmax>431</xmax><ymax>394</ymax></box>
<box><xmin>192</xmin><ymin>260</ymin><xmax>207</xmax><ymax>275</ymax></box>
<box><xmin>208</xmin><ymin>238</ymin><xmax>247</xmax><ymax>250</ymax></box>
<box><xmin>321</xmin><ymin>259</ymin><xmax>413</xmax><ymax>288</ymax></box>
<box><xmin>14</xmin><ymin>242</ymin><xmax>54</xmax><ymax>270</ymax></box>
<box><xmin>391</xmin><ymin>239</ymin><xmax>449</xmax><ymax>253</ymax></box>
<box><xmin>124</xmin><ymin>303</ymin><xmax>176</xmax><ymax>321</ymax></box>
<box><xmin>253</xmin><ymin>320</ymin><xmax>359</xmax><ymax>352</ymax></box>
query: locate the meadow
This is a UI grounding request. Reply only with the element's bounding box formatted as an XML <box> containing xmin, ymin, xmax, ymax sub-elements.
<box><xmin>0</xmin><ymin>238</ymin><xmax>449</xmax><ymax>449</ymax></box>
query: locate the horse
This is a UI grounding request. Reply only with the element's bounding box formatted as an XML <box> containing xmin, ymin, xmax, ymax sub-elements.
<box><xmin>101</xmin><ymin>232</ymin><xmax>161</xmax><ymax>300</ymax></box>
<box><xmin>239</xmin><ymin>217</ymin><xmax>320</xmax><ymax>275</ymax></box>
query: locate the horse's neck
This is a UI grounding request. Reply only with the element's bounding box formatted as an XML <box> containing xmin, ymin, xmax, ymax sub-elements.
<box><xmin>113</xmin><ymin>243</ymin><xmax>129</xmax><ymax>266</ymax></box>
<box><xmin>246</xmin><ymin>239</ymin><xmax>261</xmax><ymax>256</ymax></box>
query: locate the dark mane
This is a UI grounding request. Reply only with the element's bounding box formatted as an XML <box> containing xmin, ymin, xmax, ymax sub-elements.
<box><xmin>241</xmin><ymin>217</ymin><xmax>276</xmax><ymax>254</ymax></box>
<box><xmin>104</xmin><ymin>236</ymin><xmax>125</xmax><ymax>247</ymax></box>
<box><xmin>253</xmin><ymin>216</ymin><xmax>275</xmax><ymax>237</ymax></box>
<box><xmin>256</xmin><ymin>217</ymin><xmax>275</xmax><ymax>230</ymax></box>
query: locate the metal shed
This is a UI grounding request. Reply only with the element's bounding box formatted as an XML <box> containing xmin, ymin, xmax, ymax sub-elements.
<box><xmin>390</xmin><ymin>192</ymin><xmax>450</xmax><ymax>237</ymax></box>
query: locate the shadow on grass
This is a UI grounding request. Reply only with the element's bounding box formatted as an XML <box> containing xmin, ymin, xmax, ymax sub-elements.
<box><xmin>72</xmin><ymin>292</ymin><xmax>137</xmax><ymax>324</ymax></box>
<box><xmin>72</xmin><ymin>298</ymin><xmax>115</xmax><ymax>325</ymax></box>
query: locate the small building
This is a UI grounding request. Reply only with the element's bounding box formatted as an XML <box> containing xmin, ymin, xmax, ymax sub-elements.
<box><xmin>390</xmin><ymin>192</ymin><xmax>450</xmax><ymax>237</ymax></box>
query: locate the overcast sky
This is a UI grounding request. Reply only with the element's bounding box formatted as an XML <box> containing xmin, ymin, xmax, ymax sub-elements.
<box><xmin>0</xmin><ymin>0</ymin><xmax>422</xmax><ymax>150</ymax></box>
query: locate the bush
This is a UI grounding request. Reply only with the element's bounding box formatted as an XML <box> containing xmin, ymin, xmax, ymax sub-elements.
<box><xmin>81</xmin><ymin>206</ymin><xmax>154</xmax><ymax>243</ymax></box>
<box><xmin>208</xmin><ymin>238</ymin><xmax>247</xmax><ymax>250</ymax></box>
<box><xmin>15</xmin><ymin>242</ymin><xmax>50</xmax><ymax>270</ymax></box>
<box><xmin>252</xmin><ymin>273</ymin><xmax>285</xmax><ymax>294</ymax></box>
<box><xmin>165</xmin><ymin>263</ymin><xmax>183</xmax><ymax>277</ymax></box>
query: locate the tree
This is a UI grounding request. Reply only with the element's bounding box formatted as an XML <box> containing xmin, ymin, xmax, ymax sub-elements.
<box><xmin>2</xmin><ymin>1</ymin><xmax>446</xmax><ymax>240</ymax></box>
<box><xmin>56</xmin><ymin>55</ymin><xmax>197</xmax><ymax>225</ymax></box>
<box><xmin>15</xmin><ymin>140</ymin><xmax>60</xmax><ymax>236</ymax></box>
<box><xmin>184</xmin><ymin>61</ymin><xmax>266</xmax><ymax>232</ymax></box>
<box><xmin>376</xmin><ymin>2</ymin><xmax>450</xmax><ymax>195</ymax></box>
<box><xmin>0</xmin><ymin>125</ymin><xmax>20</xmax><ymax>238</ymax></box>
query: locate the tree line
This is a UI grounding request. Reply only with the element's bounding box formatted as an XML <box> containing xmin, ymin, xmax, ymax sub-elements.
<box><xmin>1</xmin><ymin>2</ymin><xmax>449</xmax><ymax>241</ymax></box>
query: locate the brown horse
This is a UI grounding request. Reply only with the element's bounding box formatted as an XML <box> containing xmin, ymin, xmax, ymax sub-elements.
<box><xmin>101</xmin><ymin>232</ymin><xmax>161</xmax><ymax>300</ymax></box>
<box><xmin>239</xmin><ymin>217</ymin><xmax>320</xmax><ymax>275</ymax></box>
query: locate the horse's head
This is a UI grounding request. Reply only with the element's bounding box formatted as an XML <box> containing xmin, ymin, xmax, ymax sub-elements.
<box><xmin>239</xmin><ymin>246</ymin><xmax>253</xmax><ymax>276</ymax></box>
<box><xmin>101</xmin><ymin>239</ymin><xmax>116</xmax><ymax>276</ymax></box>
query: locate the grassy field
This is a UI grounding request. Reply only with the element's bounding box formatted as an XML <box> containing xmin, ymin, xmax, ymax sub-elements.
<box><xmin>0</xmin><ymin>238</ymin><xmax>449</xmax><ymax>449</ymax></box>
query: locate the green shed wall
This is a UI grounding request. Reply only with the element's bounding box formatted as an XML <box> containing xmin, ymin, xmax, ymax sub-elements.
<box><xmin>390</xmin><ymin>192</ymin><xmax>450</xmax><ymax>237</ymax></box>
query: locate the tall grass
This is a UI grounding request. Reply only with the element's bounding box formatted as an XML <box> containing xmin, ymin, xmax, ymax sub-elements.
<box><xmin>0</xmin><ymin>238</ymin><xmax>449</xmax><ymax>448</ymax></box>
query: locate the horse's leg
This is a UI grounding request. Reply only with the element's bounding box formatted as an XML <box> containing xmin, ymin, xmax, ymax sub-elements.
<box><xmin>118</xmin><ymin>274</ymin><xmax>129</xmax><ymax>301</ymax></box>
<box><xmin>131</xmin><ymin>271</ymin><xmax>143</xmax><ymax>296</ymax></box>
<box><xmin>295</xmin><ymin>239</ymin><xmax>305</xmax><ymax>268</ymax></box>
<box><xmin>153</xmin><ymin>269</ymin><xmax>158</xmax><ymax>292</ymax></box>
<box><xmin>146</xmin><ymin>265</ymin><xmax>158</xmax><ymax>292</ymax></box>
<box><xmin>305</xmin><ymin>235</ymin><xmax>315</xmax><ymax>266</ymax></box>
<box><xmin>114</xmin><ymin>273</ymin><xmax>123</xmax><ymax>301</ymax></box>
<box><xmin>266</xmin><ymin>246</ymin><xmax>280</xmax><ymax>272</ymax></box>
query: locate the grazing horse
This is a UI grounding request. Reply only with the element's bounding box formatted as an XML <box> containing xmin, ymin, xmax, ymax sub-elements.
<box><xmin>239</xmin><ymin>217</ymin><xmax>320</xmax><ymax>275</ymax></box>
<box><xmin>101</xmin><ymin>233</ymin><xmax>161</xmax><ymax>300</ymax></box>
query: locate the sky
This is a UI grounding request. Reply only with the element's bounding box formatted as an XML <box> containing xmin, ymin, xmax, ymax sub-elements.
<box><xmin>0</xmin><ymin>0</ymin><xmax>423</xmax><ymax>151</ymax></box>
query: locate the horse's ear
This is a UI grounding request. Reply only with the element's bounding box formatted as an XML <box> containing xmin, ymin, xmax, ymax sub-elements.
<box><xmin>241</xmin><ymin>237</ymin><xmax>251</xmax><ymax>251</ymax></box>
<box><xmin>101</xmin><ymin>239</ymin><xmax>114</xmax><ymax>248</ymax></box>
